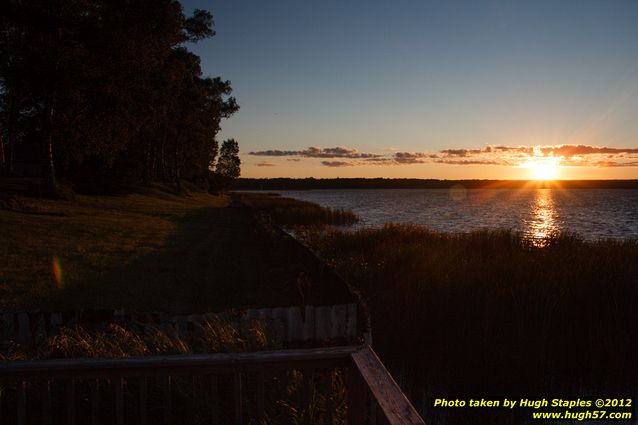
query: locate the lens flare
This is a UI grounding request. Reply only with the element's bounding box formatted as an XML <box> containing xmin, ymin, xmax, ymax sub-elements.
<box><xmin>449</xmin><ymin>184</ymin><xmax>467</xmax><ymax>202</ymax></box>
<box><xmin>52</xmin><ymin>256</ymin><xmax>64</xmax><ymax>288</ymax></box>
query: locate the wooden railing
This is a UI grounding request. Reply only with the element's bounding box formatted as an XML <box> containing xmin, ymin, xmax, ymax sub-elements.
<box><xmin>0</xmin><ymin>345</ymin><xmax>424</xmax><ymax>425</ymax></box>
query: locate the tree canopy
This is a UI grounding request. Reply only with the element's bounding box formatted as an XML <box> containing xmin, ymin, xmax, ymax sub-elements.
<box><xmin>0</xmin><ymin>0</ymin><xmax>239</xmax><ymax>194</ymax></box>
<box><xmin>216</xmin><ymin>138</ymin><xmax>241</xmax><ymax>180</ymax></box>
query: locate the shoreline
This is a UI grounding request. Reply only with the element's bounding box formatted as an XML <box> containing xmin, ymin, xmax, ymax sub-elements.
<box><xmin>235</xmin><ymin>178</ymin><xmax>638</xmax><ymax>191</ymax></box>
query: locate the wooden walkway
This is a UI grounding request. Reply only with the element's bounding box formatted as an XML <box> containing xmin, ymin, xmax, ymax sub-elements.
<box><xmin>0</xmin><ymin>345</ymin><xmax>425</xmax><ymax>425</ymax></box>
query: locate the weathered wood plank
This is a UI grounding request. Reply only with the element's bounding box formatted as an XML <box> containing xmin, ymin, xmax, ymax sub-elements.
<box><xmin>139</xmin><ymin>377</ymin><xmax>147</xmax><ymax>425</ymax></box>
<box><xmin>43</xmin><ymin>380</ymin><xmax>52</xmax><ymax>425</ymax></box>
<box><xmin>324</xmin><ymin>370</ymin><xmax>335</xmax><ymax>425</ymax></box>
<box><xmin>233</xmin><ymin>373</ymin><xmax>243</xmax><ymax>425</ymax></box>
<box><xmin>256</xmin><ymin>372</ymin><xmax>265</xmax><ymax>421</ymax></box>
<box><xmin>2</xmin><ymin>312</ymin><xmax>15</xmax><ymax>340</ymax></box>
<box><xmin>67</xmin><ymin>379</ymin><xmax>76</xmax><ymax>425</ymax></box>
<box><xmin>0</xmin><ymin>346</ymin><xmax>357</xmax><ymax>380</ymax></box>
<box><xmin>286</xmin><ymin>307</ymin><xmax>303</xmax><ymax>341</ymax></box>
<box><xmin>17</xmin><ymin>381</ymin><xmax>26</xmax><ymax>425</ymax></box>
<box><xmin>346</xmin><ymin>303</ymin><xmax>358</xmax><ymax>338</ymax></box>
<box><xmin>315</xmin><ymin>306</ymin><xmax>332</xmax><ymax>340</ymax></box>
<box><xmin>350</xmin><ymin>346</ymin><xmax>425</xmax><ymax>425</ymax></box>
<box><xmin>302</xmin><ymin>306</ymin><xmax>316</xmax><ymax>341</ymax></box>
<box><xmin>347</xmin><ymin>365</ymin><xmax>367</xmax><ymax>425</ymax></box>
<box><xmin>301</xmin><ymin>370</ymin><xmax>312</xmax><ymax>425</ymax></box>
<box><xmin>164</xmin><ymin>376</ymin><xmax>172</xmax><ymax>425</ymax></box>
<box><xmin>34</xmin><ymin>315</ymin><xmax>47</xmax><ymax>346</ymax></box>
<box><xmin>271</xmin><ymin>307</ymin><xmax>287</xmax><ymax>341</ymax></box>
<box><xmin>332</xmin><ymin>305</ymin><xmax>347</xmax><ymax>339</ymax></box>
<box><xmin>210</xmin><ymin>375</ymin><xmax>220</xmax><ymax>424</ymax></box>
<box><xmin>115</xmin><ymin>377</ymin><xmax>124</xmax><ymax>425</ymax></box>
<box><xmin>50</xmin><ymin>313</ymin><xmax>63</xmax><ymax>332</ymax></box>
<box><xmin>90</xmin><ymin>379</ymin><xmax>99</xmax><ymax>425</ymax></box>
<box><xmin>17</xmin><ymin>313</ymin><xmax>31</xmax><ymax>346</ymax></box>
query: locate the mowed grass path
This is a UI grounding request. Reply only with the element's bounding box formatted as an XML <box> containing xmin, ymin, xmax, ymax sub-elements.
<box><xmin>1</xmin><ymin>186</ymin><xmax>351</xmax><ymax>312</ymax></box>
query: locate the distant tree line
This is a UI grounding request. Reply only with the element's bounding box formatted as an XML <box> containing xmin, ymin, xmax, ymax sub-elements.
<box><xmin>235</xmin><ymin>178</ymin><xmax>638</xmax><ymax>190</ymax></box>
<box><xmin>0</xmin><ymin>0</ymin><xmax>239</xmax><ymax>195</ymax></box>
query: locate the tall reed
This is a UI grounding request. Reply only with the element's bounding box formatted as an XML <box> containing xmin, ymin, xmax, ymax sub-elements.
<box><xmin>301</xmin><ymin>224</ymin><xmax>638</xmax><ymax>397</ymax></box>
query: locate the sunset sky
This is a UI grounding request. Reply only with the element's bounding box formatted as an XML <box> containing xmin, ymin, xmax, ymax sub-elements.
<box><xmin>183</xmin><ymin>0</ymin><xmax>638</xmax><ymax>179</ymax></box>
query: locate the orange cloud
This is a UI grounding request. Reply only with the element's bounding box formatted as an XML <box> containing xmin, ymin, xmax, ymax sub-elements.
<box><xmin>250</xmin><ymin>146</ymin><xmax>383</xmax><ymax>159</ymax></box>
<box><xmin>249</xmin><ymin>144</ymin><xmax>638</xmax><ymax>168</ymax></box>
<box><xmin>321</xmin><ymin>160</ymin><xmax>356</xmax><ymax>167</ymax></box>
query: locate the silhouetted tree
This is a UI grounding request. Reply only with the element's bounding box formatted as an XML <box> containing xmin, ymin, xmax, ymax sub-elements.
<box><xmin>0</xmin><ymin>0</ymin><xmax>80</xmax><ymax>193</ymax></box>
<box><xmin>0</xmin><ymin>1</ymin><xmax>238</xmax><ymax>194</ymax></box>
<box><xmin>216</xmin><ymin>138</ymin><xmax>241</xmax><ymax>180</ymax></box>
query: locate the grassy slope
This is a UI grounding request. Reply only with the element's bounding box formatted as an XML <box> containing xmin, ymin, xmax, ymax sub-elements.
<box><xmin>1</xmin><ymin>184</ymin><xmax>354</xmax><ymax>312</ymax></box>
<box><xmin>1</xmin><ymin>186</ymin><xmax>229</xmax><ymax>310</ymax></box>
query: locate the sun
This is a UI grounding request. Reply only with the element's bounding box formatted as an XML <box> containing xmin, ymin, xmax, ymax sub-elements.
<box><xmin>524</xmin><ymin>157</ymin><xmax>559</xmax><ymax>180</ymax></box>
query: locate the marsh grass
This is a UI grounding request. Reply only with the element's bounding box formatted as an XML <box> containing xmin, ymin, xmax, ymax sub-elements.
<box><xmin>271</xmin><ymin>369</ymin><xmax>347</xmax><ymax>425</ymax></box>
<box><xmin>235</xmin><ymin>192</ymin><xmax>359</xmax><ymax>227</ymax></box>
<box><xmin>301</xmin><ymin>224</ymin><xmax>638</xmax><ymax>397</ymax></box>
<box><xmin>0</xmin><ymin>318</ymin><xmax>272</xmax><ymax>361</ymax></box>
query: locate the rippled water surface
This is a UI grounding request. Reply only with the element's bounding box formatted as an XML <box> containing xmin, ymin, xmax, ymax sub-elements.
<box><xmin>269</xmin><ymin>189</ymin><xmax>638</xmax><ymax>241</ymax></box>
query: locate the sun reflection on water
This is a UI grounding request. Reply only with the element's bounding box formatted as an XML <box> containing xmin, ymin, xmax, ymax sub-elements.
<box><xmin>526</xmin><ymin>189</ymin><xmax>559</xmax><ymax>246</ymax></box>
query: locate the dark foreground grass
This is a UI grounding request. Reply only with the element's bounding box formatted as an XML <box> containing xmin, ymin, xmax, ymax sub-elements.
<box><xmin>234</xmin><ymin>192</ymin><xmax>359</xmax><ymax>227</ymax></box>
<box><xmin>0</xmin><ymin>318</ymin><xmax>271</xmax><ymax>361</ymax></box>
<box><xmin>0</xmin><ymin>183</ymin><xmax>230</xmax><ymax>310</ymax></box>
<box><xmin>300</xmin><ymin>224</ymin><xmax>638</xmax><ymax>398</ymax></box>
<box><xmin>1</xmin><ymin>184</ymin><xmax>354</xmax><ymax>311</ymax></box>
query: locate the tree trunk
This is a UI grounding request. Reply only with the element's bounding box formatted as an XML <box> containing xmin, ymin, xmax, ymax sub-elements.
<box><xmin>174</xmin><ymin>141</ymin><xmax>182</xmax><ymax>194</ymax></box>
<box><xmin>42</xmin><ymin>26</ymin><xmax>63</xmax><ymax>194</ymax></box>
<box><xmin>143</xmin><ymin>137</ymin><xmax>152</xmax><ymax>185</ymax></box>
<box><xmin>0</xmin><ymin>133</ymin><xmax>5</xmax><ymax>174</ymax></box>
<box><xmin>43</xmin><ymin>97</ymin><xmax>57</xmax><ymax>192</ymax></box>
<box><xmin>5</xmin><ymin>90</ymin><xmax>17</xmax><ymax>174</ymax></box>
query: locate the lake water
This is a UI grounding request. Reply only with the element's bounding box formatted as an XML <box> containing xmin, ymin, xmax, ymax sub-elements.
<box><xmin>270</xmin><ymin>188</ymin><xmax>638</xmax><ymax>241</ymax></box>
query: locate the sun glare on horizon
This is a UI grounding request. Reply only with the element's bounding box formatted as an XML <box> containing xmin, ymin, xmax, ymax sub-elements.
<box><xmin>523</xmin><ymin>157</ymin><xmax>560</xmax><ymax>180</ymax></box>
